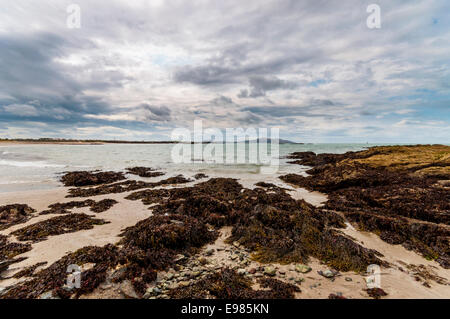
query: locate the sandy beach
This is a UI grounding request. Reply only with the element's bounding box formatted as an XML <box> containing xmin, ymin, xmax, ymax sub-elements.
<box><xmin>1</xmin><ymin>169</ymin><xmax>448</xmax><ymax>299</ymax></box>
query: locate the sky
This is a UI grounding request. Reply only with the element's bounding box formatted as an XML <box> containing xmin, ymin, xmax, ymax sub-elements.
<box><xmin>0</xmin><ymin>0</ymin><xmax>449</xmax><ymax>143</ymax></box>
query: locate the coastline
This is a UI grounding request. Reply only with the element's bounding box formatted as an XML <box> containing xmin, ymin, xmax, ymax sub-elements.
<box><xmin>0</xmin><ymin>145</ymin><xmax>449</xmax><ymax>299</ymax></box>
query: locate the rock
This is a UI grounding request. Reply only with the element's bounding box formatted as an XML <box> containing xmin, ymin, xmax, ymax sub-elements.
<box><xmin>278</xmin><ymin>270</ymin><xmax>286</xmax><ymax>275</ymax></box>
<box><xmin>153</xmin><ymin>287</ymin><xmax>162</xmax><ymax>294</ymax></box>
<box><xmin>232</xmin><ymin>241</ymin><xmax>240</xmax><ymax>248</ymax></box>
<box><xmin>166</xmin><ymin>273</ymin><xmax>174</xmax><ymax>280</ymax></box>
<box><xmin>178</xmin><ymin>281</ymin><xmax>190</xmax><ymax>288</ymax></box>
<box><xmin>295</xmin><ymin>278</ymin><xmax>305</xmax><ymax>284</ymax></box>
<box><xmin>264</xmin><ymin>266</ymin><xmax>276</xmax><ymax>276</ymax></box>
<box><xmin>319</xmin><ymin>270</ymin><xmax>335</xmax><ymax>278</ymax></box>
<box><xmin>366</xmin><ymin>288</ymin><xmax>388</xmax><ymax>299</ymax></box>
<box><xmin>99</xmin><ymin>282</ymin><xmax>113</xmax><ymax>290</ymax></box>
<box><xmin>205</xmin><ymin>249</ymin><xmax>215</xmax><ymax>256</ymax></box>
<box><xmin>39</xmin><ymin>291</ymin><xmax>60</xmax><ymax>299</ymax></box>
<box><xmin>174</xmin><ymin>254</ymin><xmax>187</xmax><ymax>263</ymax></box>
<box><xmin>230</xmin><ymin>254</ymin><xmax>238</xmax><ymax>261</ymax></box>
<box><xmin>295</xmin><ymin>264</ymin><xmax>312</xmax><ymax>273</ymax></box>
<box><xmin>345</xmin><ymin>277</ymin><xmax>352</xmax><ymax>282</ymax></box>
<box><xmin>248</xmin><ymin>268</ymin><xmax>256</xmax><ymax>274</ymax></box>
<box><xmin>119</xmin><ymin>280</ymin><xmax>139</xmax><ymax>299</ymax></box>
<box><xmin>237</xmin><ymin>269</ymin><xmax>247</xmax><ymax>275</ymax></box>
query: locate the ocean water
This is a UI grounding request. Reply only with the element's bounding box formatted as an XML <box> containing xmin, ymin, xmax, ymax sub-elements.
<box><xmin>0</xmin><ymin>143</ymin><xmax>390</xmax><ymax>193</ymax></box>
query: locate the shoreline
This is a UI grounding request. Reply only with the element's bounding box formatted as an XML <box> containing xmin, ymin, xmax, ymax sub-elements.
<box><xmin>1</xmin><ymin>145</ymin><xmax>449</xmax><ymax>299</ymax></box>
<box><xmin>1</xmin><ymin>181</ymin><xmax>448</xmax><ymax>299</ymax></box>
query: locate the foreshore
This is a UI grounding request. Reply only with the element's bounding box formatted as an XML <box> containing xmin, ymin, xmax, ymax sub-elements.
<box><xmin>0</xmin><ymin>145</ymin><xmax>449</xmax><ymax>299</ymax></box>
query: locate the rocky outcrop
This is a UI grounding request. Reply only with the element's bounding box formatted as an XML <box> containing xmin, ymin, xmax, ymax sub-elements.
<box><xmin>280</xmin><ymin>145</ymin><xmax>450</xmax><ymax>268</ymax></box>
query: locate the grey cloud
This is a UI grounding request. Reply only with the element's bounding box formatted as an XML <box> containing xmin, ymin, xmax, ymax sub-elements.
<box><xmin>240</xmin><ymin>76</ymin><xmax>299</xmax><ymax>98</ymax></box>
<box><xmin>141</xmin><ymin>104</ymin><xmax>171</xmax><ymax>122</ymax></box>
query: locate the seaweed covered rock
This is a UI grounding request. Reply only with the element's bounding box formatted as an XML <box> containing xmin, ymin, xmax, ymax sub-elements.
<box><xmin>128</xmin><ymin>178</ymin><xmax>384</xmax><ymax>272</ymax></box>
<box><xmin>168</xmin><ymin>268</ymin><xmax>300</xmax><ymax>299</ymax></box>
<box><xmin>60</xmin><ymin>171</ymin><xmax>126</xmax><ymax>187</ymax></box>
<box><xmin>90</xmin><ymin>199</ymin><xmax>118</xmax><ymax>213</ymax></box>
<box><xmin>0</xmin><ymin>234</ymin><xmax>31</xmax><ymax>262</ymax></box>
<box><xmin>40</xmin><ymin>199</ymin><xmax>118</xmax><ymax>215</ymax></box>
<box><xmin>0</xmin><ymin>234</ymin><xmax>31</xmax><ymax>274</ymax></box>
<box><xmin>1</xmin><ymin>245</ymin><xmax>120</xmax><ymax>299</ymax></box>
<box><xmin>126</xmin><ymin>167</ymin><xmax>165</xmax><ymax>178</ymax></box>
<box><xmin>11</xmin><ymin>213</ymin><xmax>109</xmax><ymax>242</ymax></box>
<box><xmin>0</xmin><ymin>204</ymin><xmax>36</xmax><ymax>230</ymax></box>
<box><xmin>281</xmin><ymin>145</ymin><xmax>450</xmax><ymax>268</ymax></box>
<box><xmin>67</xmin><ymin>175</ymin><xmax>191</xmax><ymax>197</ymax></box>
<box><xmin>119</xmin><ymin>214</ymin><xmax>217</xmax><ymax>251</ymax></box>
<box><xmin>13</xmin><ymin>261</ymin><xmax>47</xmax><ymax>279</ymax></box>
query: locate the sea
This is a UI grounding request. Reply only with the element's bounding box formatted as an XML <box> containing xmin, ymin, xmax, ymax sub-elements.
<box><xmin>0</xmin><ymin>143</ymin><xmax>403</xmax><ymax>193</ymax></box>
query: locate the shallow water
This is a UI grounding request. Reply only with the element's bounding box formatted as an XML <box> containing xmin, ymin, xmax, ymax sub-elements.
<box><xmin>0</xmin><ymin>143</ymin><xmax>397</xmax><ymax>193</ymax></box>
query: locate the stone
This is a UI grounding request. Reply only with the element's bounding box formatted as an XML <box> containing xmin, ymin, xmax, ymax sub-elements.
<box><xmin>264</xmin><ymin>266</ymin><xmax>276</xmax><ymax>276</ymax></box>
<box><xmin>345</xmin><ymin>277</ymin><xmax>352</xmax><ymax>282</ymax></box>
<box><xmin>237</xmin><ymin>269</ymin><xmax>247</xmax><ymax>275</ymax></box>
<box><xmin>178</xmin><ymin>281</ymin><xmax>190</xmax><ymax>287</ymax></box>
<box><xmin>295</xmin><ymin>264</ymin><xmax>312</xmax><ymax>273</ymax></box>
<box><xmin>119</xmin><ymin>280</ymin><xmax>139</xmax><ymax>299</ymax></box>
<box><xmin>232</xmin><ymin>241</ymin><xmax>240</xmax><ymax>247</ymax></box>
<box><xmin>319</xmin><ymin>270</ymin><xmax>335</xmax><ymax>278</ymax></box>
<box><xmin>205</xmin><ymin>249</ymin><xmax>215</xmax><ymax>256</ymax></box>
<box><xmin>174</xmin><ymin>254</ymin><xmax>187</xmax><ymax>262</ymax></box>
<box><xmin>248</xmin><ymin>268</ymin><xmax>256</xmax><ymax>274</ymax></box>
<box><xmin>39</xmin><ymin>291</ymin><xmax>60</xmax><ymax>299</ymax></box>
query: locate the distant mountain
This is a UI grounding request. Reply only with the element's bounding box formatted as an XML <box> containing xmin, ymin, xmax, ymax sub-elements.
<box><xmin>246</xmin><ymin>138</ymin><xmax>301</xmax><ymax>144</ymax></box>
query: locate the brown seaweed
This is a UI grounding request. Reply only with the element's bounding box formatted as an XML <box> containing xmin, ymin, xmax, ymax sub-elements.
<box><xmin>11</xmin><ymin>213</ymin><xmax>109</xmax><ymax>242</ymax></box>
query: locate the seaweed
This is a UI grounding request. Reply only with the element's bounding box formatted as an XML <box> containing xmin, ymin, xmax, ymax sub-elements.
<box><xmin>11</xmin><ymin>213</ymin><xmax>109</xmax><ymax>242</ymax></box>
<box><xmin>90</xmin><ymin>199</ymin><xmax>118</xmax><ymax>213</ymax></box>
<box><xmin>67</xmin><ymin>175</ymin><xmax>192</xmax><ymax>197</ymax></box>
<box><xmin>281</xmin><ymin>146</ymin><xmax>450</xmax><ymax>268</ymax></box>
<box><xmin>194</xmin><ymin>173</ymin><xmax>208</xmax><ymax>180</ymax></box>
<box><xmin>366</xmin><ymin>288</ymin><xmax>388</xmax><ymax>299</ymax></box>
<box><xmin>0</xmin><ymin>234</ymin><xmax>32</xmax><ymax>274</ymax></box>
<box><xmin>126</xmin><ymin>167</ymin><xmax>165</xmax><ymax>178</ymax></box>
<box><xmin>168</xmin><ymin>268</ymin><xmax>300</xmax><ymax>299</ymax></box>
<box><xmin>39</xmin><ymin>199</ymin><xmax>118</xmax><ymax>215</ymax></box>
<box><xmin>13</xmin><ymin>262</ymin><xmax>47</xmax><ymax>278</ymax></box>
<box><xmin>60</xmin><ymin>171</ymin><xmax>126</xmax><ymax>187</ymax></box>
<box><xmin>0</xmin><ymin>204</ymin><xmax>36</xmax><ymax>230</ymax></box>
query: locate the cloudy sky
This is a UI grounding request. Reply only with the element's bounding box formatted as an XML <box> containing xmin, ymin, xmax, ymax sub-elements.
<box><xmin>0</xmin><ymin>0</ymin><xmax>449</xmax><ymax>142</ymax></box>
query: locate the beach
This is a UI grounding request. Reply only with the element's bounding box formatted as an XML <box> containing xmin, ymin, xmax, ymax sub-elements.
<box><xmin>0</xmin><ymin>144</ymin><xmax>449</xmax><ymax>299</ymax></box>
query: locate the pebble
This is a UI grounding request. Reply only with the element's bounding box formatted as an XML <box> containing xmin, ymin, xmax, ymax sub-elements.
<box><xmin>178</xmin><ymin>281</ymin><xmax>190</xmax><ymax>287</ymax></box>
<box><xmin>205</xmin><ymin>249</ymin><xmax>215</xmax><ymax>256</ymax></box>
<box><xmin>319</xmin><ymin>270</ymin><xmax>335</xmax><ymax>278</ymax></box>
<box><xmin>237</xmin><ymin>269</ymin><xmax>247</xmax><ymax>275</ymax></box>
<box><xmin>295</xmin><ymin>264</ymin><xmax>312</xmax><ymax>273</ymax></box>
<box><xmin>345</xmin><ymin>277</ymin><xmax>352</xmax><ymax>282</ymax></box>
<box><xmin>39</xmin><ymin>291</ymin><xmax>59</xmax><ymax>299</ymax></box>
<box><xmin>264</xmin><ymin>266</ymin><xmax>276</xmax><ymax>276</ymax></box>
